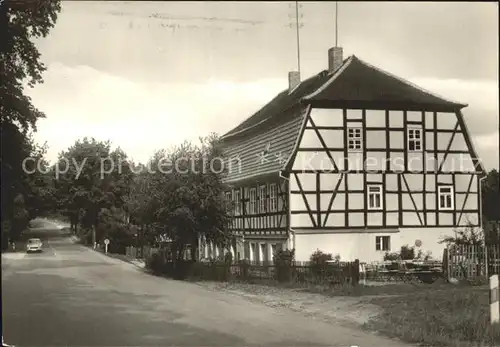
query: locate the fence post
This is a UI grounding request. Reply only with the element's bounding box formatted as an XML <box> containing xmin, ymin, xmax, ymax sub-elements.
<box><xmin>490</xmin><ymin>274</ymin><xmax>499</xmax><ymax>324</ymax></box>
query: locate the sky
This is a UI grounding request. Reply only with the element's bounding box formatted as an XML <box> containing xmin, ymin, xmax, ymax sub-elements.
<box><xmin>28</xmin><ymin>1</ymin><xmax>499</xmax><ymax>170</ymax></box>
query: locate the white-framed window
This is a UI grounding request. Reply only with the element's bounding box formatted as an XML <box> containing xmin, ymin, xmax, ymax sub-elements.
<box><xmin>249</xmin><ymin>188</ymin><xmax>257</xmax><ymax>214</ymax></box>
<box><xmin>408</xmin><ymin>127</ymin><xmax>422</xmax><ymax>152</ymax></box>
<box><xmin>259</xmin><ymin>185</ymin><xmax>266</xmax><ymax>213</ymax></box>
<box><xmin>269</xmin><ymin>183</ymin><xmax>277</xmax><ymax>212</ymax></box>
<box><xmin>438</xmin><ymin>185</ymin><xmax>454</xmax><ymax>210</ymax></box>
<box><xmin>375</xmin><ymin>236</ymin><xmax>390</xmax><ymax>251</ymax></box>
<box><xmin>234</xmin><ymin>190</ymin><xmax>241</xmax><ymax>215</ymax></box>
<box><xmin>367</xmin><ymin>184</ymin><xmax>383</xmax><ymax>210</ymax></box>
<box><xmin>347</xmin><ymin>127</ymin><xmax>362</xmax><ymax>151</ymax></box>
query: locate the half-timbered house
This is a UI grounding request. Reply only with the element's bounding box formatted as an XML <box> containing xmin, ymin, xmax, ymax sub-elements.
<box><xmin>213</xmin><ymin>46</ymin><xmax>485</xmax><ymax>263</ymax></box>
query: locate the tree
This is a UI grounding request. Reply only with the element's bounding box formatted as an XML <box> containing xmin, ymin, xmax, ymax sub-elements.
<box><xmin>53</xmin><ymin>138</ymin><xmax>134</xmax><ymax>244</ymax></box>
<box><xmin>1</xmin><ymin>0</ymin><xmax>62</xmax><ymax>248</ymax></box>
<box><xmin>135</xmin><ymin>134</ymin><xmax>233</xmax><ymax>264</ymax></box>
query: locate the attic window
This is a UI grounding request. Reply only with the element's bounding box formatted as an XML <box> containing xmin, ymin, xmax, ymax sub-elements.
<box><xmin>408</xmin><ymin>127</ymin><xmax>422</xmax><ymax>152</ymax></box>
<box><xmin>347</xmin><ymin>127</ymin><xmax>362</xmax><ymax>151</ymax></box>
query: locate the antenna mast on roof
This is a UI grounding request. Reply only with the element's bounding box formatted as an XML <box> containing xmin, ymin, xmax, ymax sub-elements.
<box><xmin>288</xmin><ymin>2</ymin><xmax>303</xmax><ymax>74</ymax></box>
<box><xmin>295</xmin><ymin>1</ymin><xmax>301</xmax><ymax>74</ymax></box>
<box><xmin>335</xmin><ymin>1</ymin><xmax>338</xmax><ymax>47</ymax></box>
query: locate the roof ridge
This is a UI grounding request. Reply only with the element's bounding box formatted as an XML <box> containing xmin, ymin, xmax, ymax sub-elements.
<box><xmin>354</xmin><ymin>56</ymin><xmax>466</xmax><ymax>107</ymax></box>
<box><xmin>302</xmin><ymin>55</ymin><xmax>354</xmax><ymax>100</ymax></box>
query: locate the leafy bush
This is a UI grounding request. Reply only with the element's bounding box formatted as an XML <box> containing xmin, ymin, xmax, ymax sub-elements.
<box><xmin>400</xmin><ymin>245</ymin><xmax>415</xmax><ymax>260</ymax></box>
<box><xmin>145</xmin><ymin>252</ymin><xmax>164</xmax><ymax>275</ymax></box>
<box><xmin>309</xmin><ymin>249</ymin><xmax>333</xmax><ymax>276</ymax></box>
<box><xmin>383</xmin><ymin>252</ymin><xmax>400</xmax><ymax>261</ymax></box>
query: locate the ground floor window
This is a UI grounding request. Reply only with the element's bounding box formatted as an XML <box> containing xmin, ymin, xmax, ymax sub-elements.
<box><xmin>375</xmin><ymin>235</ymin><xmax>390</xmax><ymax>251</ymax></box>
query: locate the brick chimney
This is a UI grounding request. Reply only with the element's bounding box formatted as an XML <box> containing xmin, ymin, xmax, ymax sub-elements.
<box><xmin>328</xmin><ymin>47</ymin><xmax>343</xmax><ymax>74</ymax></box>
<box><xmin>288</xmin><ymin>71</ymin><xmax>301</xmax><ymax>93</ymax></box>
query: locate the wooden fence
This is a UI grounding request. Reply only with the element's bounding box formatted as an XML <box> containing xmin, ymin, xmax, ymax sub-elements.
<box><xmin>446</xmin><ymin>244</ymin><xmax>500</xmax><ymax>280</ymax></box>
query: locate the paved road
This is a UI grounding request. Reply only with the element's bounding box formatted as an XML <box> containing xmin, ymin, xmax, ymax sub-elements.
<box><xmin>2</xmin><ymin>224</ymin><xmax>406</xmax><ymax>347</ymax></box>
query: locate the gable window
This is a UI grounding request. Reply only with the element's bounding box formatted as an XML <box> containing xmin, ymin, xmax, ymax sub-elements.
<box><xmin>367</xmin><ymin>185</ymin><xmax>383</xmax><ymax>210</ymax></box>
<box><xmin>234</xmin><ymin>190</ymin><xmax>241</xmax><ymax>215</ymax></box>
<box><xmin>259</xmin><ymin>185</ymin><xmax>266</xmax><ymax>213</ymax></box>
<box><xmin>438</xmin><ymin>185</ymin><xmax>454</xmax><ymax>210</ymax></box>
<box><xmin>375</xmin><ymin>236</ymin><xmax>390</xmax><ymax>251</ymax></box>
<box><xmin>249</xmin><ymin>188</ymin><xmax>257</xmax><ymax>214</ymax></box>
<box><xmin>347</xmin><ymin>127</ymin><xmax>362</xmax><ymax>151</ymax></box>
<box><xmin>408</xmin><ymin>127</ymin><xmax>422</xmax><ymax>152</ymax></box>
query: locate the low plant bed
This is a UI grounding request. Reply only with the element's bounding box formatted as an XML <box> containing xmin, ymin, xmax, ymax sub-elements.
<box><xmin>365</xmin><ymin>284</ymin><xmax>499</xmax><ymax>346</ymax></box>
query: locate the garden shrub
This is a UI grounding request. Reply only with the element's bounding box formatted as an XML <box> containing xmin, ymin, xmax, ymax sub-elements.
<box><xmin>274</xmin><ymin>248</ymin><xmax>295</xmax><ymax>283</ymax></box>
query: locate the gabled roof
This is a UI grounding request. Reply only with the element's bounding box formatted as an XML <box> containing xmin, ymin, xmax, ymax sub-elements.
<box><xmin>221</xmin><ymin>54</ymin><xmax>466</xmax><ymax>141</ymax></box>
<box><xmin>304</xmin><ymin>55</ymin><xmax>467</xmax><ymax>109</ymax></box>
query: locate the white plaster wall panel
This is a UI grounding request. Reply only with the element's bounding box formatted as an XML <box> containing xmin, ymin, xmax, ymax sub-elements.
<box><xmin>426</xmin><ymin>213</ymin><xmax>436</xmax><ymax>226</ymax></box>
<box><xmin>300</xmin><ymin>129</ymin><xmax>324</xmax><ymax>148</ymax></box>
<box><xmin>290</xmin><ymin>213</ymin><xmax>314</xmax><ymax>228</ymax></box>
<box><xmin>348</xmin><ymin>193</ymin><xmax>364</xmax><ymax>209</ymax></box>
<box><xmin>403</xmin><ymin>212</ymin><xmax>421</xmax><ymax>225</ymax></box>
<box><xmin>347</xmin><ymin>174</ymin><xmax>363</xmax><ymax>190</ymax></box>
<box><xmin>365</xmin><ymin>151</ymin><xmax>386</xmax><ymax>171</ymax></box>
<box><xmin>366</xmin><ymin>130</ymin><xmax>386</xmax><ymax>148</ymax></box>
<box><xmin>424</xmin><ymin>153</ymin><xmax>437</xmax><ymax>172</ymax></box>
<box><xmin>319</xmin><ymin>130</ymin><xmax>344</xmax><ymax>148</ymax></box>
<box><xmin>347</xmin><ymin>152</ymin><xmax>363</xmax><ymax>171</ymax></box>
<box><xmin>425</xmin><ymin>174</ymin><xmax>436</xmax><ymax>191</ymax></box>
<box><xmin>365</xmin><ymin>110</ymin><xmax>386</xmax><ymax>128</ymax></box>
<box><xmin>367</xmin><ymin>212</ymin><xmax>383</xmax><ymax>226</ymax></box>
<box><xmin>407</xmin><ymin>153</ymin><xmax>424</xmax><ymax>172</ymax></box>
<box><xmin>297</xmin><ymin>173</ymin><xmax>316</xmax><ymax>190</ymax></box>
<box><xmin>290</xmin><ymin>193</ymin><xmax>307</xmax><ymax>211</ymax></box>
<box><xmin>438</xmin><ymin>213</ymin><xmax>453</xmax><ymax>225</ymax></box>
<box><xmin>304</xmin><ymin>193</ymin><xmax>317</xmax><ymax>210</ymax></box>
<box><xmin>437</xmin><ymin>154</ymin><xmax>451</xmax><ymax>172</ymax></box>
<box><xmin>389</xmin><ymin>153</ymin><xmax>405</xmax><ymax>171</ymax></box>
<box><xmin>407</xmin><ymin>111</ymin><xmax>423</xmax><ymax>122</ymax></box>
<box><xmin>450</xmin><ymin>133</ymin><xmax>468</xmax><ymax>151</ymax></box>
<box><xmin>389</xmin><ymin>111</ymin><xmax>404</xmax><ymax>127</ymax></box>
<box><xmin>411</xmin><ymin>193</ymin><xmax>424</xmax><ymax>210</ymax></box>
<box><xmin>425</xmin><ymin>112</ymin><xmax>434</xmax><ymax>129</ymax></box>
<box><xmin>386</xmin><ymin>193</ymin><xmax>399</xmax><ymax>210</ymax></box>
<box><xmin>329</xmin><ymin>151</ymin><xmax>346</xmax><ymax>171</ymax></box>
<box><xmin>455</xmin><ymin>193</ymin><xmax>467</xmax><ymax>211</ymax></box>
<box><xmin>326</xmin><ymin>193</ymin><xmax>345</xmax><ymax>210</ymax></box>
<box><xmin>437</xmin><ymin>132</ymin><xmax>453</xmax><ymax>151</ymax></box>
<box><xmin>347</xmin><ymin>109</ymin><xmax>363</xmax><ymax>120</ymax></box>
<box><xmin>294</xmin><ymin>233</ymin><xmax>359</xmax><ymax>262</ymax></box>
<box><xmin>386</xmin><ymin>212</ymin><xmax>399</xmax><ymax>226</ymax></box>
<box><xmin>451</xmin><ymin>153</ymin><xmax>475</xmax><ymax>172</ymax></box>
<box><xmin>390</xmin><ymin>131</ymin><xmax>404</xmax><ymax>149</ymax></box>
<box><xmin>386</xmin><ymin>174</ymin><xmax>398</xmax><ymax>190</ymax></box>
<box><xmin>348</xmin><ymin>212</ymin><xmax>365</xmax><ymax>226</ymax></box>
<box><xmin>437</xmin><ymin>112</ymin><xmax>458</xmax><ymax>129</ymax></box>
<box><xmin>425</xmin><ymin>132</ymin><xmax>434</xmax><ymax>151</ymax></box>
<box><xmin>309</xmin><ymin>108</ymin><xmax>343</xmax><ymax>127</ymax></box>
<box><xmin>402</xmin><ymin>194</ymin><xmax>416</xmax><ymax>210</ymax></box>
<box><xmin>455</xmin><ymin>174</ymin><xmax>476</xmax><ymax>192</ymax></box>
<box><xmin>319</xmin><ymin>173</ymin><xmax>343</xmax><ymax>191</ymax></box>
<box><xmin>322</xmin><ymin>212</ymin><xmax>345</xmax><ymax>227</ymax></box>
<box><xmin>311</xmin><ymin>152</ymin><xmax>337</xmax><ymax>171</ymax></box>
<box><xmin>463</xmin><ymin>195</ymin><xmax>479</xmax><ymax>210</ymax></box>
<box><xmin>437</xmin><ymin>174</ymin><xmax>453</xmax><ymax>184</ymax></box>
<box><xmin>426</xmin><ymin>194</ymin><xmax>436</xmax><ymax>210</ymax></box>
<box><xmin>458</xmin><ymin>212</ymin><xmax>479</xmax><ymax>226</ymax></box>
<box><xmin>367</xmin><ymin>173</ymin><xmax>383</xmax><ymax>183</ymax></box>
<box><xmin>404</xmin><ymin>174</ymin><xmax>424</xmax><ymax>190</ymax></box>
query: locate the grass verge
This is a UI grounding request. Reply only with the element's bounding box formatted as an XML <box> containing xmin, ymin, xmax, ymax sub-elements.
<box><xmin>366</xmin><ymin>284</ymin><xmax>500</xmax><ymax>346</ymax></box>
